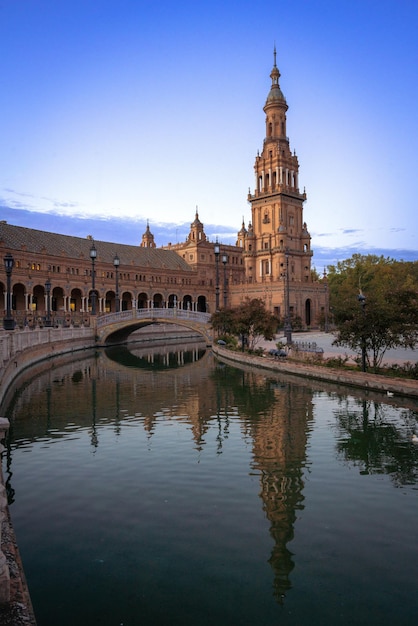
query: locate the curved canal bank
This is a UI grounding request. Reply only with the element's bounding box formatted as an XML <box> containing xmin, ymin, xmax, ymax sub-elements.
<box><xmin>212</xmin><ymin>345</ymin><xmax>418</xmax><ymax>399</ymax></box>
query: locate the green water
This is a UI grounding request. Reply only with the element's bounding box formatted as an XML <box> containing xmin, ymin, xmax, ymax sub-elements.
<box><xmin>3</xmin><ymin>342</ymin><xmax>418</xmax><ymax>625</ymax></box>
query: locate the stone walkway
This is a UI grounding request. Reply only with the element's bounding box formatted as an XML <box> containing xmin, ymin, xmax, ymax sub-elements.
<box><xmin>259</xmin><ymin>331</ymin><xmax>418</xmax><ymax>366</ymax></box>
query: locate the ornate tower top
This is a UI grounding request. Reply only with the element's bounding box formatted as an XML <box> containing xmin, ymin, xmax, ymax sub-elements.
<box><xmin>187</xmin><ymin>208</ymin><xmax>207</xmax><ymax>243</ymax></box>
<box><xmin>265</xmin><ymin>47</ymin><xmax>287</xmax><ymax>108</ymax></box>
<box><xmin>263</xmin><ymin>47</ymin><xmax>289</xmax><ymax>143</ymax></box>
<box><xmin>140</xmin><ymin>220</ymin><xmax>156</xmax><ymax>248</ymax></box>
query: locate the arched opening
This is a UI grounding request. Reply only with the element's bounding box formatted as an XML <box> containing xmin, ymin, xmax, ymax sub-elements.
<box><xmin>70</xmin><ymin>288</ymin><xmax>82</xmax><ymax>313</ymax></box>
<box><xmin>13</xmin><ymin>283</ymin><xmax>25</xmax><ymax>312</ymax></box>
<box><xmin>167</xmin><ymin>294</ymin><xmax>178</xmax><ymax>308</ymax></box>
<box><xmin>32</xmin><ymin>284</ymin><xmax>45</xmax><ymax>312</ymax></box>
<box><xmin>183</xmin><ymin>295</ymin><xmax>192</xmax><ymax>310</ymax></box>
<box><xmin>197</xmin><ymin>295</ymin><xmax>206</xmax><ymax>312</ymax></box>
<box><xmin>121</xmin><ymin>291</ymin><xmax>132</xmax><ymax>311</ymax></box>
<box><xmin>105</xmin><ymin>290</ymin><xmax>116</xmax><ymax>313</ymax></box>
<box><xmin>137</xmin><ymin>292</ymin><xmax>148</xmax><ymax>309</ymax></box>
<box><xmin>153</xmin><ymin>293</ymin><xmax>163</xmax><ymax>308</ymax></box>
<box><xmin>305</xmin><ymin>299</ymin><xmax>311</xmax><ymax>327</ymax></box>
<box><xmin>52</xmin><ymin>286</ymin><xmax>64</xmax><ymax>312</ymax></box>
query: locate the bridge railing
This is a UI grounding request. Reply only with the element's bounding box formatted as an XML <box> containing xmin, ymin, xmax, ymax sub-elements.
<box><xmin>96</xmin><ymin>308</ymin><xmax>211</xmax><ymax>329</ymax></box>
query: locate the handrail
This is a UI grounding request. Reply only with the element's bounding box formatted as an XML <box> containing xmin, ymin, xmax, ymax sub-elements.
<box><xmin>96</xmin><ymin>308</ymin><xmax>211</xmax><ymax>329</ymax></box>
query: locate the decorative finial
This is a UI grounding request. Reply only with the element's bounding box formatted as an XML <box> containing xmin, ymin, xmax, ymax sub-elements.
<box><xmin>274</xmin><ymin>44</ymin><xmax>277</xmax><ymax>67</ymax></box>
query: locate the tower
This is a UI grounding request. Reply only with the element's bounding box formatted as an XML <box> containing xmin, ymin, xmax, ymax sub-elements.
<box><xmin>244</xmin><ymin>48</ymin><xmax>312</xmax><ymax>285</ymax></box>
<box><xmin>140</xmin><ymin>220</ymin><xmax>156</xmax><ymax>248</ymax></box>
<box><xmin>187</xmin><ymin>209</ymin><xmax>207</xmax><ymax>244</ymax></box>
<box><xmin>230</xmin><ymin>50</ymin><xmax>326</xmax><ymax>328</ymax></box>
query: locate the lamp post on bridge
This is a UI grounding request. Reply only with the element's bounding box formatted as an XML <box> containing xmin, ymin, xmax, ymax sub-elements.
<box><xmin>214</xmin><ymin>239</ymin><xmax>220</xmax><ymax>311</ymax></box>
<box><xmin>3</xmin><ymin>253</ymin><xmax>15</xmax><ymax>330</ymax></box>
<box><xmin>222</xmin><ymin>253</ymin><xmax>228</xmax><ymax>309</ymax></box>
<box><xmin>90</xmin><ymin>242</ymin><xmax>97</xmax><ymax>315</ymax></box>
<box><xmin>45</xmin><ymin>279</ymin><xmax>52</xmax><ymax>327</ymax></box>
<box><xmin>113</xmin><ymin>254</ymin><xmax>120</xmax><ymax>313</ymax></box>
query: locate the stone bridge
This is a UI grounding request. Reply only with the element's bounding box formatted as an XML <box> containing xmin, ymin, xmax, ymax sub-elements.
<box><xmin>95</xmin><ymin>308</ymin><xmax>213</xmax><ymax>345</ymax></box>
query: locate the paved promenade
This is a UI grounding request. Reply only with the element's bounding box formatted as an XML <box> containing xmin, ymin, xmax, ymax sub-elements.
<box><xmin>260</xmin><ymin>331</ymin><xmax>418</xmax><ymax>366</ymax></box>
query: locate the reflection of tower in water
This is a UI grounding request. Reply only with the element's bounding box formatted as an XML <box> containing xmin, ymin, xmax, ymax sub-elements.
<box><xmin>250</xmin><ymin>382</ymin><xmax>312</xmax><ymax>603</ymax></box>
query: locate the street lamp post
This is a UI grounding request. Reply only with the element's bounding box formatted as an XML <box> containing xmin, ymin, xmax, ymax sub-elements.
<box><xmin>324</xmin><ymin>272</ymin><xmax>329</xmax><ymax>333</ymax></box>
<box><xmin>113</xmin><ymin>254</ymin><xmax>120</xmax><ymax>313</ymax></box>
<box><xmin>45</xmin><ymin>279</ymin><xmax>52</xmax><ymax>327</ymax></box>
<box><xmin>358</xmin><ymin>292</ymin><xmax>367</xmax><ymax>372</ymax></box>
<box><xmin>284</xmin><ymin>248</ymin><xmax>292</xmax><ymax>345</ymax></box>
<box><xmin>90</xmin><ymin>242</ymin><xmax>97</xmax><ymax>315</ymax></box>
<box><xmin>222</xmin><ymin>253</ymin><xmax>228</xmax><ymax>308</ymax></box>
<box><xmin>214</xmin><ymin>239</ymin><xmax>220</xmax><ymax>311</ymax></box>
<box><xmin>3</xmin><ymin>253</ymin><xmax>15</xmax><ymax>330</ymax></box>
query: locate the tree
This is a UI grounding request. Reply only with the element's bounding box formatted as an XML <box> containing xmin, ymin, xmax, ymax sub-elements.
<box><xmin>210</xmin><ymin>298</ymin><xmax>278</xmax><ymax>350</ymax></box>
<box><xmin>210</xmin><ymin>307</ymin><xmax>237</xmax><ymax>337</ymax></box>
<box><xmin>327</xmin><ymin>254</ymin><xmax>418</xmax><ymax>372</ymax></box>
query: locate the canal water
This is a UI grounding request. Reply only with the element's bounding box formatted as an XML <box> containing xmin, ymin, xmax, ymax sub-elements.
<box><xmin>2</xmin><ymin>341</ymin><xmax>418</xmax><ymax>626</ymax></box>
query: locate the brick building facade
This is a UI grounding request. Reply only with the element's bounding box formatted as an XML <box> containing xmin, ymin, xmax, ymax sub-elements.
<box><xmin>1</xmin><ymin>54</ymin><xmax>327</xmax><ymax>330</ymax></box>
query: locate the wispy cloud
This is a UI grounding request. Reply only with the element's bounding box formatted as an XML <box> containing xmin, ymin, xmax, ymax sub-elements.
<box><xmin>3</xmin><ymin>188</ymin><xmax>37</xmax><ymax>199</ymax></box>
<box><xmin>341</xmin><ymin>228</ymin><xmax>363</xmax><ymax>235</ymax></box>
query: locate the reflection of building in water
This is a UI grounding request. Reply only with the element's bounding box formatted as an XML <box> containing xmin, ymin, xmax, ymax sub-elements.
<box><xmin>248</xmin><ymin>380</ymin><xmax>313</xmax><ymax>602</ymax></box>
<box><xmin>5</xmin><ymin>350</ymin><xmax>313</xmax><ymax>604</ymax></box>
<box><xmin>3</xmin><ymin>345</ymin><xmax>220</xmax><ymax>449</ymax></box>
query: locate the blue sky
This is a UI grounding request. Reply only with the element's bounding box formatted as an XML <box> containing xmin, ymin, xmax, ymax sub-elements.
<box><xmin>1</xmin><ymin>0</ymin><xmax>417</xmax><ymax>269</ymax></box>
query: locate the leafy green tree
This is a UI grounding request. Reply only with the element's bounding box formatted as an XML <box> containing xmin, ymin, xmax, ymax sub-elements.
<box><xmin>210</xmin><ymin>298</ymin><xmax>278</xmax><ymax>350</ymax></box>
<box><xmin>210</xmin><ymin>307</ymin><xmax>237</xmax><ymax>337</ymax></box>
<box><xmin>328</xmin><ymin>254</ymin><xmax>418</xmax><ymax>371</ymax></box>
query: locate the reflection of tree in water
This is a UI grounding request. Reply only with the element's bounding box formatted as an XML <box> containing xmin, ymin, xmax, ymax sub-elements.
<box><xmin>335</xmin><ymin>399</ymin><xmax>418</xmax><ymax>487</ymax></box>
<box><xmin>212</xmin><ymin>364</ymin><xmax>312</xmax><ymax>603</ymax></box>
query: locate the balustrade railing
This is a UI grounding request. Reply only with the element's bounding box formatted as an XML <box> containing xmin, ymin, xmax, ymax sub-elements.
<box><xmin>96</xmin><ymin>308</ymin><xmax>211</xmax><ymax>329</ymax></box>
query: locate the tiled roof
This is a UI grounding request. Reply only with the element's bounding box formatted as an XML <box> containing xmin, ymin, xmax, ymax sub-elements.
<box><xmin>0</xmin><ymin>222</ymin><xmax>193</xmax><ymax>272</ymax></box>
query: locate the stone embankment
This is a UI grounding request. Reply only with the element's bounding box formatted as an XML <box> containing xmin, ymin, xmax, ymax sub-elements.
<box><xmin>212</xmin><ymin>345</ymin><xmax>418</xmax><ymax>399</ymax></box>
<box><xmin>0</xmin><ymin>418</ymin><xmax>36</xmax><ymax>625</ymax></box>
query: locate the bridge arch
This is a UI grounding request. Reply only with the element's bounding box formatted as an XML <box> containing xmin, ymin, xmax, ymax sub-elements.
<box><xmin>96</xmin><ymin>309</ymin><xmax>213</xmax><ymax>346</ymax></box>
